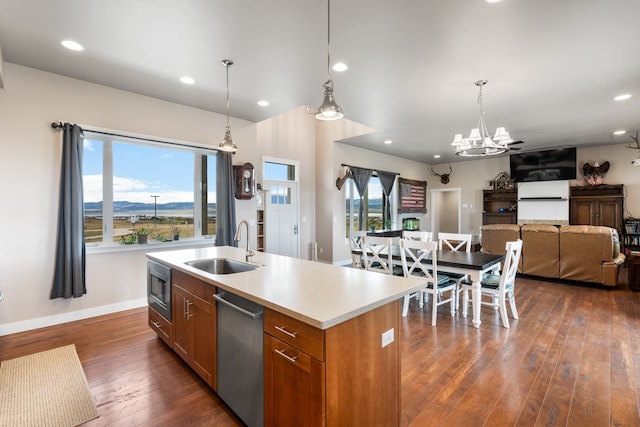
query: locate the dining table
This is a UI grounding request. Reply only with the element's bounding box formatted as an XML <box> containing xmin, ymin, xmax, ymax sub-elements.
<box><xmin>353</xmin><ymin>246</ymin><xmax>505</xmax><ymax>328</ymax></box>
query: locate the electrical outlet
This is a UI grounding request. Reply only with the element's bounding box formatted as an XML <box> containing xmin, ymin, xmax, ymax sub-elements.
<box><xmin>381</xmin><ymin>328</ymin><xmax>394</xmax><ymax>348</ymax></box>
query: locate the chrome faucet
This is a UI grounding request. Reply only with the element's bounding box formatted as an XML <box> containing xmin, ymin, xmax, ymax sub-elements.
<box><xmin>234</xmin><ymin>220</ymin><xmax>254</xmax><ymax>262</ymax></box>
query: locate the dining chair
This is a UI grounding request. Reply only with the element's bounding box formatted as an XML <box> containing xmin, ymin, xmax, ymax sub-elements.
<box><xmin>437</xmin><ymin>232</ymin><xmax>473</xmax><ymax>309</ymax></box>
<box><xmin>461</xmin><ymin>239</ymin><xmax>523</xmax><ymax>328</ymax></box>
<box><xmin>398</xmin><ymin>238</ymin><xmax>456</xmax><ymax>325</ymax></box>
<box><xmin>362</xmin><ymin>236</ymin><xmax>397</xmax><ymax>275</ymax></box>
<box><xmin>349</xmin><ymin>231</ymin><xmax>367</xmax><ymax>268</ymax></box>
<box><xmin>402</xmin><ymin>230</ymin><xmax>433</xmax><ymax>241</ymax></box>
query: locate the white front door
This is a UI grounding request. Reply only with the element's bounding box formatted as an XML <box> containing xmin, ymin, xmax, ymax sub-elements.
<box><xmin>265</xmin><ymin>180</ymin><xmax>299</xmax><ymax>258</ymax></box>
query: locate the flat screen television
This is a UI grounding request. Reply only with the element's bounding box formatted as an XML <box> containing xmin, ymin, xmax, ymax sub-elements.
<box><xmin>509</xmin><ymin>147</ymin><xmax>577</xmax><ymax>182</ymax></box>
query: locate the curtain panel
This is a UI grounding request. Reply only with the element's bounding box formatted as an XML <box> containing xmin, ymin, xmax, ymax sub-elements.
<box><xmin>51</xmin><ymin>123</ymin><xmax>86</xmax><ymax>299</ymax></box>
<box><xmin>215</xmin><ymin>151</ymin><xmax>237</xmax><ymax>246</ymax></box>
<box><xmin>376</xmin><ymin>170</ymin><xmax>397</xmax><ymax>223</ymax></box>
<box><xmin>350</xmin><ymin>167</ymin><xmax>373</xmax><ymax>231</ymax></box>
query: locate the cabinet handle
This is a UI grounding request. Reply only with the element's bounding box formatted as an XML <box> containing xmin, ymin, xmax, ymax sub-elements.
<box><xmin>151</xmin><ymin>321</ymin><xmax>162</xmax><ymax>328</ymax></box>
<box><xmin>274</xmin><ymin>325</ymin><xmax>298</xmax><ymax>338</ymax></box>
<box><xmin>274</xmin><ymin>348</ymin><xmax>298</xmax><ymax>364</ymax></box>
<box><xmin>186</xmin><ymin>300</ymin><xmax>193</xmax><ymax>319</ymax></box>
<box><xmin>183</xmin><ymin>298</ymin><xmax>187</xmax><ymax>319</ymax></box>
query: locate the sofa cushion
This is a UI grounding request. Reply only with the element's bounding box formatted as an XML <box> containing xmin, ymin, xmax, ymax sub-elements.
<box><xmin>521</xmin><ymin>224</ymin><xmax>560</xmax><ymax>279</ymax></box>
<box><xmin>559</xmin><ymin>225</ymin><xmax>619</xmax><ymax>285</ymax></box>
<box><xmin>480</xmin><ymin>224</ymin><xmax>522</xmax><ymax>272</ymax></box>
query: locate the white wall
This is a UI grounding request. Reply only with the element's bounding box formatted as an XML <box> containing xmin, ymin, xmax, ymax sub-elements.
<box><xmin>0</xmin><ymin>63</ymin><xmax>255</xmax><ymax>334</ymax></box>
<box><xmin>428</xmin><ymin>143</ymin><xmax>640</xmax><ymax>231</ymax></box>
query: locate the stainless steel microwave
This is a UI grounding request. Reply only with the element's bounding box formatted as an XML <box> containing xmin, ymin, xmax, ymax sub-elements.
<box><xmin>147</xmin><ymin>259</ymin><xmax>171</xmax><ymax>321</ymax></box>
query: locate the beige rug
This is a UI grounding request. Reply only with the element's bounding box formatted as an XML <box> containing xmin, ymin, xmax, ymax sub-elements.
<box><xmin>0</xmin><ymin>344</ymin><xmax>99</xmax><ymax>427</ymax></box>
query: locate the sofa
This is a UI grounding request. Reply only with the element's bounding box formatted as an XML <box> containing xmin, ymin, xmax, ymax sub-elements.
<box><xmin>480</xmin><ymin>224</ymin><xmax>625</xmax><ymax>286</ymax></box>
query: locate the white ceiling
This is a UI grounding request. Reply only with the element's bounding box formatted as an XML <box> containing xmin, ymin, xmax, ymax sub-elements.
<box><xmin>1</xmin><ymin>0</ymin><xmax>639</xmax><ymax>164</ymax></box>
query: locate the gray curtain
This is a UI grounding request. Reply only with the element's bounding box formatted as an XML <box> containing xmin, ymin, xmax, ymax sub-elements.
<box><xmin>350</xmin><ymin>167</ymin><xmax>373</xmax><ymax>231</ymax></box>
<box><xmin>377</xmin><ymin>171</ymin><xmax>397</xmax><ymax>223</ymax></box>
<box><xmin>51</xmin><ymin>123</ymin><xmax>86</xmax><ymax>299</ymax></box>
<box><xmin>215</xmin><ymin>151</ymin><xmax>237</xmax><ymax>246</ymax></box>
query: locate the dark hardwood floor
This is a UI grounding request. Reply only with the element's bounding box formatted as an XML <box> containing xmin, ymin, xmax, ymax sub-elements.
<box><xmin>1</xmin><ymin>271</ymin><xmax>640</xmax><ymax>426</ymax></box>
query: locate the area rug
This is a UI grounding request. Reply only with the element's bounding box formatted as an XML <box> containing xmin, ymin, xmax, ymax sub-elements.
<box><xmin>0</xmin><ymin>344</ymin><xmax>99</xmax><ymax>426</ymax></box>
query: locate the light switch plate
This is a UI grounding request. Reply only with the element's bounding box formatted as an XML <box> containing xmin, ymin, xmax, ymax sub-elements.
<box><xmin>381</xmin><ymin>328</ymin><xmax>394</xmax><ymax>348</ymax></box>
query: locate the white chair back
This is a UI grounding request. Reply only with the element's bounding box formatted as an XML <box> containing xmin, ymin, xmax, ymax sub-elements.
<box><xmin>438</xmin><ymin>232</ymin><xmax>472</xmax><ymax>252</ymax></box>
<box><xmin>362</xmin><ymin>236</ymin><xmax>394</xmax><ymax>275</ymax></box>
<box><xmin>500</xmin><ymin>239</ymin><xmax>523</xmax><ymax>290</ymax></box>
<box><xmin>402</xmin><ymin>230</ymin><xmax>433</xmax><ymax>242</ymax></box>
<box><xmin>399</xmin><ymin>238</ymin><xmax>438</xmax><ymax>280</ymax></box>
<box><xmin>349</xmin><ymin>231</ymin><xmax>367</xmax><ymax>268</ymax></box>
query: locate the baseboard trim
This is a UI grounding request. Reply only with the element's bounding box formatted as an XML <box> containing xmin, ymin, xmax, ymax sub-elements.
<box><xmin>0</xmin><ymin>298</ymin><xmax>148</xmax><ymax>336</ymax></box>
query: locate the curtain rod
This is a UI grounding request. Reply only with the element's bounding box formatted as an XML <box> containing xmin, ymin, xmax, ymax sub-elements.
<box><xmin>341</xmin><ymin>163</ymin><xmax>399</xmax><ymax>176</ymax></box>
<box><xmin>51</xmin><ymin>122</ymin><xmax>219</xmax><ymax>153</ymax></box>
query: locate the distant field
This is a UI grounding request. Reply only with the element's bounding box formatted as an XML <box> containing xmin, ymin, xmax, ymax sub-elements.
<box><xmin>84</xmin><ymin>216</ymin><xmax>217</xmax><ymax>243</ymax></box>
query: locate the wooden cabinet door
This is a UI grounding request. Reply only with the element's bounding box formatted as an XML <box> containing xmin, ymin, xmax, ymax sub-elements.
<box><xmin>190</xmin><ymin>293</ymin><xmax>216</xmax><ymax>387</ymax></box>
<box><xmin>172</xmin><ymin>285</ymin><xmax>193</xmax><ymax>361</ymax></box>
<box><xmin>570</xmin><ymin>198</ymin><xmax>595</xmax><ymax>225</ymax></box>
<box><xmin>264</xmin><ymin>334</ymin><xmax>325</xmax><ymax>427</ymax></box>
<box><xmin>172</xmin><ymin>284</ymin><xmax>216</xmax><ymax>388</ymax></box>
<box><xmin>597</xmin><ymin>198</ymin><xmax>622</xmax><ymax>230</ymax></box>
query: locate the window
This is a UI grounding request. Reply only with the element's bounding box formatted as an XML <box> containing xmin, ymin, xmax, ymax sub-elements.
<box><xmin>83</xmin><ymin>131</ymin><xmax>217</xmax><ymax>246</ymax></box>
<box><xmin>345</xmin><ymin>175</ymin><xmax>390</xmax><ymax>235</ymax></box>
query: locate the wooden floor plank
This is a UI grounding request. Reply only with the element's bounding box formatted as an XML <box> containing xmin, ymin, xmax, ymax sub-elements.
<box><xmin>2</xmin><ymin>273</ymin><xmax>640</xmax><ymax>426</ymax></box>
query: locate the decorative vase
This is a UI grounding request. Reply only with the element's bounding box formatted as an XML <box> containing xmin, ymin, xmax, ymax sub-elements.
<box><xmin>137</xmin><ymin>234</ymin><xmax>148</xmax><ymax>244</ymax></box>
<box><xmin>173</xmin><ymin>234</ymin><xmax>179</xmax><ymax>241</ymax></box>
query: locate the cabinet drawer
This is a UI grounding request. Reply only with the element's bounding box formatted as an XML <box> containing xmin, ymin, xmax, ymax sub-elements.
<box><xmin>264</xmin><ymin>308</ymin><xmax>325</xmax><ymax>361</ymax></box>
<box><xmin>172</xmin><ymin>270</ymin><xmax>216</xmax><ymax>305</ymax></box>
<box><xmin>148</xmin><ymin>306</ymin><xmax>172</xmax><ymax>345</ymax></box>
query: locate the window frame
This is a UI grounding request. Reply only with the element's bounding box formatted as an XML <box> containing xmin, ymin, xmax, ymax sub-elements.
<box><xmin>82</xmin><ymin>129</ymin><xmax>218</xmax><ymax>251</ymax></box>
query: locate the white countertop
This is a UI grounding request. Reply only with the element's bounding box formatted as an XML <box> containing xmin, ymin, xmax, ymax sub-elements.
<box><xmin>147</xmin><ymin>246</ymin><xmax>427</xmax><ymax>330</ymax></box>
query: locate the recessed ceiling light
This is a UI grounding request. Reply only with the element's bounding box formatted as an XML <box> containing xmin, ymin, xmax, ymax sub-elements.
<box><xmin>61</xmin><ymin>40</ymin><xmax>85</xmax><ymax>51</ymax></box>
<box><xmin>485</xmin><ymin>0</ymin><xmax>503</xmax><ymax>3</ymax></box>
<box><xmin>332</xmin><ymin>63</ymin><xmax>348</xmax><ymax>72</ymax></box>
<box><xmin>384</xmin><ymin>140</ymin><xmax>393</xmax><ymax>145</ymax></box>
<box><xmin>257</xmin><ymin>100</ymin><xmax>270</xmax><ymax>107</ymax></box>
<box><xmin>434</xmin><ymin>154</ymin><xmax>441</xmax><ymax>158</ymax></box>
<box><xmin>614</xmin><ymin>130</ymin><xmax>626</xmax><ymax>135</ymax></box>
<box><xmin>614</xmin><ymin>94</ymin><xmax>632</xmax><ymax>101</ymax></box>
<box><xmin>179</xmin><ymin>76</ymin><xmax>195</xmax><ymax>85</ymax></box>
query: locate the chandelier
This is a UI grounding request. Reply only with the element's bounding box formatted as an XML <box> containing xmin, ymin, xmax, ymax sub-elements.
<box><xmin>315</xmin><ymin>0</ymin><xmax>343</xmax><ymax>120</ymax></box>
<box><xmin>452</xmin><ymin>80</ymin><xmax>513</xmax><ymax>157</ymax></box>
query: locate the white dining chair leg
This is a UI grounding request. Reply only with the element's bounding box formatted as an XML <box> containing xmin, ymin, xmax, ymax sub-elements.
<box><xmin>449</xmin><ymin>291</ymin><xmax>455</xmax><ymax>317</ymax></box>
<box><xmin>402</xmin><ymin>294</ymin><xmax>411</xmax><ymax>317</ymax></box>
<box><xmin>499</xmin><ymin>294</ymin><xmax>510</xmax><ymax>328</ymax></box>
<box><xmin>462</xmin><ymin>287</ymin><xmax>469</xmax><ymax>318</ymax></box>
<box><xmin>509</xmin><ymin>292</ymin><xmax>519</xmax><ymax>319</ymax></box>
<box><xmin>431</xmin><ymin>292</ymin><xmax>438</xmax><ymax>326</ymax></box>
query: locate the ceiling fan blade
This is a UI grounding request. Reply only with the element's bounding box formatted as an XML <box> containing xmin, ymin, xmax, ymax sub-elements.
<box><xmin>509</xmin><ymin>140</ymin><xmax>525</xmax><ymax>145</ymax></box>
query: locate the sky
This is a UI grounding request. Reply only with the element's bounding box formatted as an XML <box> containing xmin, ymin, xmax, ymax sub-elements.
<box><xmin>82</xmin><ymin>137</ymin><xmax>292</xmax><ymax>204</ymax></box>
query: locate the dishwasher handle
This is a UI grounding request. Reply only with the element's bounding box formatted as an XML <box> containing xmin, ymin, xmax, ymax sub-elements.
<box><xmin>213</xmin><ymin>293</ymin><xmax>263</xmax><ymax>319</ymax></box>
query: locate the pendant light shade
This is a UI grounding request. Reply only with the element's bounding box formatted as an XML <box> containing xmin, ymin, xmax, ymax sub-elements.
<box><xmin>218</xmin><ymin>59</ymin><xmax>238</xmax><ymax>153</ymax></box>
<box><xmin>316</xmin><ymin>79</ymin><xmax>343</xmax><ymax>120</ymax></box>
<box><xmin>316</xmin><ymin>0</ymin><xmax>343</xmax><ymax>121</ymax></box>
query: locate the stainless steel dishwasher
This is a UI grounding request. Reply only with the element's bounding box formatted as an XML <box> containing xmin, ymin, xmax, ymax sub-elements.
<box><xmin>213</xmin><ymin>290</ymin><xmax>264</xmax><ymax>427</ymax></box>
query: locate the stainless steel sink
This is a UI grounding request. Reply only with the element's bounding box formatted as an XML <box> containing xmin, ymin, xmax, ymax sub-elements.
<box><xmin>185</xmin><ymin>258</ymin><xmax>260</xmax><ymax>275</ymax></box>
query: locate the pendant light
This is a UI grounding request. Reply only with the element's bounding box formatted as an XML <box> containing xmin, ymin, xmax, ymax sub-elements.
<box><xmin>316</xmin><ymin>0</ymin><xmax>343</xmax><ymax>121</ymax></box>
<box><xmin>218</xmin><ymin>59</ymin><xmax>238</xmax><ymax>153</ymax></box>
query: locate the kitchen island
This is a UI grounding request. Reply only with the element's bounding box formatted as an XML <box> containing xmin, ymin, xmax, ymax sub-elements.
<box><xmin>147</xmin><ymin>246</ymin><xmax>426</xmax><ymax>426</ymax></box>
